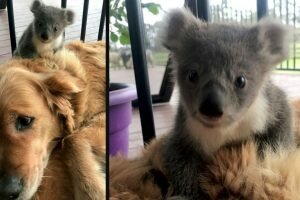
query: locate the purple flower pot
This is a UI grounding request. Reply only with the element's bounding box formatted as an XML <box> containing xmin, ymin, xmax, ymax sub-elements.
<box><xmin>109</xmin><ymin>83</ymin><xmax>137</xmax><ymax>157</ymax></box>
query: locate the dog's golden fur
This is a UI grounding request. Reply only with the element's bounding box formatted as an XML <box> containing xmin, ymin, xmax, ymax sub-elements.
<box><xmin>110</xmin><ymin>136</ymin><xmax>172</xmax><ymax>200</ymax></box>
<box><xmin>34</xmin><ymin>112</ymin><xmax>106</xmax><ymax>200</ymax></box>
<box><xmin>110</xmin><ymin>100</ymin><xmax>300</xmax><ymax>200</ymax></box>
<box><xmin>0</xmin><ymin>41</ymin><xmax>105</xmax><ymax>199</ymax></box>
<box><xmin>199</xmin><ymin>141</ymin><xmax>300</xmax><ymax>200</ymax></box>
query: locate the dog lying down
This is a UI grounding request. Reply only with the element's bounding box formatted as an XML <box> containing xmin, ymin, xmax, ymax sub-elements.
<box><xmin>0</xmin><ymin>41</ymin><xmax>105</xmax><ymax>200</ymax></box>
<box><xmin>110</xmin><ymin>101</ymin><xmax>300</xmax><ymax>200</ymax></box>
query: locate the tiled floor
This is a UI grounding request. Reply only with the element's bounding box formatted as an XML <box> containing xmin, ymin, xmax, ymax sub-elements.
<box><xmin>0</xmin><ymin>0</ymin><xmax>103</xmax><ymax>64</ymax></box>
<box><xmin>124</xmin><ymin>69</ymin><xmax>300</xmax><ymax>158</ymax></box>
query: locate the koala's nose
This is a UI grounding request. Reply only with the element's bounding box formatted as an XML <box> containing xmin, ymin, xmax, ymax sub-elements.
<box><xmin>41</xmin><ymin>33</ymin><xmax>48</xmax><ymax>40</ymax></box>
<box><xmin>199</xmin><ymin>92</ymin><xmax>224</xmax><ymax>118</ymax></box>
<box><xmin>0</xmin><ymin>174</ymin><xmax>23</xmax><ymax>199</ymax></box>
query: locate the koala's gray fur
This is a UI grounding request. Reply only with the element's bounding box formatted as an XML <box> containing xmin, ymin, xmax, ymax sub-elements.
<box><xmin>161</xmin><ymin>8</ymin><xmax>295</xmax><ymax>199</ymax></box>
<box><xmin>14</xmin><ymin>0</ymin><xmax>74</xmax><ymax>58</ymax></box>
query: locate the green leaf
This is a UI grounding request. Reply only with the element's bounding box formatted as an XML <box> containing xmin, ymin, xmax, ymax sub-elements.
<box><xmin>118</xmin><ymin>7</ymin><xmax>127</xmax><ymax>17</ymax></box>
<box><xmin>111</xmin><ymin>32</ymin><xmax>118</xmax><ymax>42</ymax></box>
<box><xmin>120</xmin><ymin>33</ymin><xmax>130</xmax><ymax>45</ymax></box>
<box><xmin>147</xmin><ymin>3</ymin><xmax>159</xmax><ymax>15</ymax></box>
<box><xmin>141</xmin><ymin>3</ymin><xmax>160</xmax><ymax>15</ymax></box>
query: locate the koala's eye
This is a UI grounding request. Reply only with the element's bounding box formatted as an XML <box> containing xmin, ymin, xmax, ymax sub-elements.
<box><xmin>235</xmin><ymin>76</ymin><xmax>246</xmax><ymax>89</ymax></box>
<box><xmin>54</xmin><ymin>27</ymin><xmax>57</xmax><ymax>32</ymax></box>
<box><xmin>38</xmin><ymin>22</ymin><xmax>43</xmax><ymax>27</ymax></box>
<box><xmin>187</xmin><ymin>70</ymin><xmax>199</xmax><ymax>83</ymax></box>
<box><xmin>15</xmin><ymin>116</ymin><xmax>35</xmax><ymax>131</ymax></box>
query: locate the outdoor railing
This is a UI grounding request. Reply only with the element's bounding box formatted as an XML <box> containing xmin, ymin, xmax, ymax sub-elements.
<box><xmin>209</xmin><ymin>0</ymin><xmax>300</xmax><ymax>71</ymax></box>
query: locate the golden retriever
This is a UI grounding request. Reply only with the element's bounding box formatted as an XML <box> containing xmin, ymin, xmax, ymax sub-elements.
<box><xmin>0</xmin><ymin>41</ymin><xmax>105</xmax><ymax>200</ymax></box>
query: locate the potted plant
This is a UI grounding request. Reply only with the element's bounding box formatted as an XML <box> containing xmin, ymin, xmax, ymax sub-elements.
<box><xmin>109</xmin><ymin>83</ymin><xmax>137</xmax><ymax>156</ymax></box>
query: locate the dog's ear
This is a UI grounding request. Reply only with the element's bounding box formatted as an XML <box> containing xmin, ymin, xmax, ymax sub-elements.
<box><xmin>30</xmin><ymin>0</ymin><xmax>44</xmax><ymax>13</ymax></box>
<box><xmin>161</xmin><ymin>8</ymin><xmax>205</xmax><ymax>51</ymax></box>
<box><xmin>63</xmin><ymin>9</ymin><xmax>75</xmax><ymax>26</ymax></box>
<box><xmin>40</xmin><ymin>71</ymin><xmax>85</xmax><ymax>133</ymax></box>
<box><xmin>254</xmin><ymin>18</ymin><xmax>292</xmax><ymax>68</ymax></box>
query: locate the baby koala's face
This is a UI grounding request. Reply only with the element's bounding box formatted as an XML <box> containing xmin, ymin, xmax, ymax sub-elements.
<box><xmin>30</xmin><ymin>0</ymin><xmax>74</xmax><ymax>43</ymax></box>
<box><xmin>162</xmin><ymin>9</ymin><xmax>290</xmax><ymax>128</ymax></box>
<box><xmin>32</xmin><ymin>14</ymin><xmax>65</xmax><ymax>43</ymax></box>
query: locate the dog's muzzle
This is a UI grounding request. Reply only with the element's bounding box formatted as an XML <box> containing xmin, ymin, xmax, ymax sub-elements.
<box><xmin>0</xmin><ymin>174</ymin><xmax>23</xmax><ymax>200</ymax></box>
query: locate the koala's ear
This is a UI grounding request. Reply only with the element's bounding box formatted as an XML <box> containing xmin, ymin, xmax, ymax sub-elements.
<box><xmin>255</xmin><ymin>18</ymin><xmax>292</xmax><ymax>67</ymax></box>
<box><xmin>63</xmin><ymin>9</ymin><xmax>75</xmax><ymax>25</ymax></box>
<box><xmin>30</xmin><ymin>0</ymin><xmax>43</xmax><ymax>13</ymax></box>
<box><xmin>161</xmin><ymin>8</ymin><xmax>205</xmax><ymax>51</ymax></box>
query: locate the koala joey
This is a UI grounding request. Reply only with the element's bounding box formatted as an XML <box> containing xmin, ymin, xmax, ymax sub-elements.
<box><xmin>14</xmin><ymin>0</ymin><xmax>74</xmax><ymax>58</ymax></box>
<box><xmin>161</xmin><ymin>8</ymin><xmax>295</xmax><ymax>199</ymax></box>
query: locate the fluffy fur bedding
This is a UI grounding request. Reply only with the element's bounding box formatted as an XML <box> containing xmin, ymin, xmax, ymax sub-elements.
<box><xmin>110</xmin><ymin>101</ymin><xmax>300</xmax><ymax>200</ymax></box>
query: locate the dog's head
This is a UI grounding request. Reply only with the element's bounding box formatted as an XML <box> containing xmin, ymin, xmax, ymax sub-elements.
<box><xmin>30</xmin><ymin>0</ymin><xmax>74</xmax><ymax>43</ymax></box>
<box><xmin>162</xmin><ymin>8</ymin><xmax>291</xmax><ymax>128</ymax></box>
<box><xmin>0</xmin><ymin>65</ymin><xmax>84</xmax><ymax>200</ymax></box>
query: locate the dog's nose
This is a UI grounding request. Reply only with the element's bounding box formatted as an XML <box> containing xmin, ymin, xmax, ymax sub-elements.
<box><xmin>0</xmin><ymin>174</ymin><xmax>23</xmax><ymax>199</ymax></box>
<box><xmin>41</xmin><ymin>33</ymin><xmax>48</xmax><ymax>40</ymax></box>
<box><xmin>199</xmin><ymin>93</ymin><xmax>224</xmax><ymax>118</ymax></box>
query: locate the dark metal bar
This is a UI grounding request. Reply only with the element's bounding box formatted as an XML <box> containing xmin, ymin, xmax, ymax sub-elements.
<box><xmin>221</xmin><ymin>0</ymin><xmax>224</xmax><ymax>20</ymax></box>
<box><xmin>197</xmin><ymin>0</ymin><xmax>209</xmax><ymax>21</ymax></box>
<box><xmin>210</xmin><ymin>6</ymin><xmax>213</xmax><ymax>22</ymax></box>
<box><xmin>257</xmin><ymin>0</ymin><xmax>268</xmax><ymax>19</ymax></box>
<box><xmin>133</xmin><ymin>56</ymin><xmax>175</xmax><ymax>106</ymax></box>
<box><xmin>279</xmin><ymin>0</ymin><xmax>282</xmax><ymax>69</ymax></box>
<box><xmin>155</xmin><ymin>57</ymin><xmax>175</xmax><ymax>103</ymax></box>
<box><xmin>125</xmin><ymin>0</ymin><xmax>156</xmax><ymax>144</ymax></box>
<box><xmin>293</xmin><ymin>0</ymin><xmax>296</xmax><ymax>69</ymax></box>
<box><xmin>0</xmin><ymin>0</ymin><xmax>7</xmax><ymax>9</ymax></box>
<box><xmin>184</xmin><ymin>0</ymin><xmax>197</xmax><ymax>16</ymax></box>
<box><xmin>61</xmin><ymin>0</ymin><xmax>67</xmax><ymax>8</ymax></box>
<box><xmin>80</xmin><ymin>0</ymin><xmax>89</xmax><ymax>41</ymax></box>
<box><xmin>217</xmin><ymin>5</ymin><xmax>220</xmax><ymax>22</ymax></box>
<box><xmin>277</xmin><ymin>68</ymin><xmax>300</xmax><ymax>71</ymax></box>
<box><xmin>230</xmin><ymin>6</ymin><xmax>233</xmax><ymax>22</ymax></box>
<box><xmin>98</xmin><ymin>0</ymin><xmax>106</xmax><ymax>40</ymax></box>
<box><xmin>279</xmin><ymin>0</ymin><xmax>282</xmax><ymax>19</ymax></box>
<box><xmin>61</xmin><ymin>0</ymin><xmax>67</xmax><ymax>38</ymax></box>
<box><xmin>286</xmin><ymin>0</ymin><xmax>289</xmax><ymax>69</ymax></box>
<box><xmin>7</xmin><ymin>0</ymin><xmax>16</xmax><ymax>54</ymax></box>
<box><xmin>273</xmin><ymin>0</ymin><xmax>276</xmax><ymax>17</ymax></box>
<box><xmin>240</xmin><ymin>10</ymin><xmax>243</xmax><ymax>23</ymax></box>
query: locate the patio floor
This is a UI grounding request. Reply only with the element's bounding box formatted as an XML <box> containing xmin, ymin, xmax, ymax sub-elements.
<box><xmin>0</xmin><ymin>0</ymin><xmax>103</xmax><ymax>64</ymax></box>
<box><xmin>110</xmin><ymin>67</ymin><xmax>300</xmax><ymax>158</ymax></box>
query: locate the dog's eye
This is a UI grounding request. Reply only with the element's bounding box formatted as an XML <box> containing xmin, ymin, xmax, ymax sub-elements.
<box><xmin>38</xmin><ymin>22</ymin><xmax>43</xmax><ymax>27</ymax></box>
<box><xmin>235</xmin><ymin>76</ymin><xmax>246</xmax><ymax>89</ymax></box>
<box><xmin>15</xmin><ymin>116</ymin><xmax>35</xmax><ymax>131</ymax></box>
<box><xmin>187</xmin><ymin>70</ymin><xmax>198</xmax><ymax>83</ymax></box>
